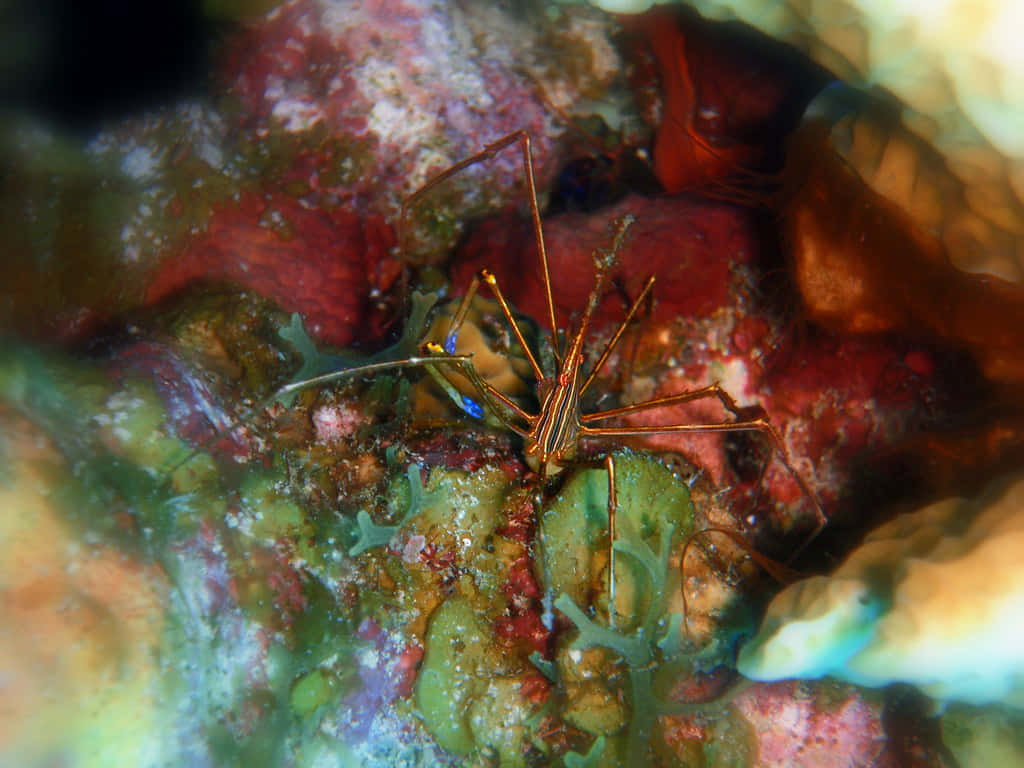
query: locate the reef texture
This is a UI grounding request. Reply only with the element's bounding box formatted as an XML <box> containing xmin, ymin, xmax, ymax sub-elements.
<box><xmin>739</xmin><ymin>471</ymin><xmax>1024</xmax><ymax>709</ymax></box>
<box><xmin>451</xmin><ymin>192</ymin><xmax>954</xmax><ymax>532</ymax></box>
<box><xmin>596</xmin><ymin>0</ymin><xmax>1024</xmax><ymax>283</ymax></box>
<box><xmin>0</xmin><ymin>0</ymin><xmax>627</xmax><ymax>343</ymax></box>
<box><xmin>1</xmin><ymin>0</ymin><xmax>1021</xmax><ymax>767</ymax></box>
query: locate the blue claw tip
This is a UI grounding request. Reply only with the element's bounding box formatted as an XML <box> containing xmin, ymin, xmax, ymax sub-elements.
<box><xmin>443</xmin><ymin>332</ymin><xmax>458</xmax><ymax>355</ymax></box>
<box><xmin>461</xmin><ymin>395</ymin><xmax>484</xmax><ymax>419</ymax></box>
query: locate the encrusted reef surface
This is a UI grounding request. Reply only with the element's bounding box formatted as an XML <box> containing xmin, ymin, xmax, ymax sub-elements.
<box><xmin>1</xmin><ymin>1</ymin><xmax>1022</xmax><ymax>767</ymax></box>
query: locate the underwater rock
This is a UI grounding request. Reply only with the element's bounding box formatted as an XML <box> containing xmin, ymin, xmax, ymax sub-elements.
<box><xmin>145</xmin><ymin>191</ymin><xmax>399</xmax><ymax>347</ymax></box>
<box><xmin>106</xmin><ymin>339</ymin><xmax>256</xmax><ymax>462</ymax></box>
<box><xmin>8</xmin><ymin>1</ymin><xmax>1022</xmax><ymax>764</ymax></box>
<box><xmin>737</xmin><ymin>471</ymin><xmax>1024</xmax><ymax>710</ymax></box>
<box><xmin>942</xmin><ymin>704</ymin><xmax>1024</xmax><ymax>768</ymax></box>
<box><xmin>624</xmin><ymin>4</ymin><xmax>828</xmax><ymax>195</ymax></box>
<box><xmin>815</xmin><ymin>94</ymin><xmax>1024</xmax><ymax>283</ymax></box>
<box><xmin>452</xmin><ymin>193</ymin><xmax>762</xmax><ymax>332</ymax></box>
<box><xmin>452</xmin><ymin>191</ymin><xmax>951</xmax><ymax>540</ymax></box>
<box><xmin>3</xmin><ymin>0</ymin><xmax>631</xmax><ymax>345</ymax></box>
<box><xmin>0</xmin><ymin>410</ymin><xmax>170</xmax><ymax>766</ymax></box>
<box><xmin>781</xmin><ymin>120</ymin><xmax>1024</xmax><ymax>390</ymax></box>
<box><xmin>730</xmin><ymin>681</ymin><xmax>887</xmax><ymax>768</ymax></box>
<box><xmin>219</xmin><ymin>0</ymin><xmax>631</xmax><ymax>258</ymax></box>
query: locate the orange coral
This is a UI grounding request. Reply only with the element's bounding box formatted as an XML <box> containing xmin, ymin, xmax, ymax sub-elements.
<box><xmin>782</xmin><ymin>121</ymin><xmax>1024</xmax><ymax>390</ymax></box>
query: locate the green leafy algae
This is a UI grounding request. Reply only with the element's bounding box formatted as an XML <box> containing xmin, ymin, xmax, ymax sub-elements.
<box><xmin>348</xmin><ymin>463</ymin><xmax>437</xmax><ymax>556</ymax></box>
<box><xmin>539</xmin><ymin>453</ymin><xmax>697</xmax><ymax>766</ymax></box>
<box><xmin>539</xmin><ymin>452</ymin><xmax>693</xmax><ymax>628</ymax></box>
<box><xmin>276</xmin><ymin>290</ymin><xmax>440</xmax><ymax>406</ymax></box>
<box><xmin>290</xmin><ymin>669</ymin><xmax>337</xmax><ymax>718</ymax></box>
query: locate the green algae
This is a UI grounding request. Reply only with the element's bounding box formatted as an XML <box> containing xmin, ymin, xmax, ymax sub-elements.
<box><xmin>406</xmin><ymin>453</ymin><xmax>715</xmax><ymax>765</ymax></box>
<box><xmin>348</xmin><ymin>462</ymin><xmax>440</xmax><ymax>556</ymax></box>
<box><xmin>538</xmin><ymin>454</ymin><xmax>700</xmax><ymax>766</ymax></box>
<box><xmin>407</xmin><ymin>465</ymin><xmax>516</xmax><ymax>603</ymax></box>
<box><xmin>416</xmin><ymin>598</ymin><xmax>541</xmax><ymax>766</ymax></box>
<box><xmin>240</xmin><ymin>472</ymin><xmax>314</xmax><ymax>541</ymax></box>
<box><xmin>416</xmin><ymin>598</ymin><xmax>492</xmax><ymax>755</ymax></box>
<box><xmin>290</xmin><ymin>669</ymin><xmax>338</xmax><ymax>718</ymax></box>
<box><xmin>564</xmin><ymin>735</ymin><xmax>607</xmax><ymax>768</ymax></box>
<box><xmin>538</xmin><ymin>452</ymin><xmax>694</xmax><ymax>626</ymax></box>
<box><xmin>273</xmin><ymin>290</ymin><xmax>439</xmax><ymax>409</ymax></box>
<box><xmin>0</xmin><ymin>334</ymin><xmax>755</xmax><ymax>766</ymax></box>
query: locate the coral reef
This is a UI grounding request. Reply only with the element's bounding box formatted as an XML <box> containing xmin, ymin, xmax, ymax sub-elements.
<box><xmin>2</xmin><ymin>0</ymin><xmax>1022</xmax><ymax>765</ymax></box>
<box><xmin>144</xmin><ymin>191</ymin><xmax>400</xmax><ymax>347</ymax></box>
<box><xmin>592</xmin><ymin>0</ymin><xmax>1024</xmax><ymax>285</ymax></box>
<box><xmin>0</xmin><ymin>0</ymin><xmax>628</xmax><ymax>344</ymax></box>
<box><xmin>451</xmin><ymin>191</ymin><xmax>952</xmax><ymax>539</ymax></box>
<box><xmin>738</xmin><ymin>471</ymin><xmax>1024</xmax><ymax>709</ymax></box>
<box><xmin>780</xmin><ymin>120</ymin><xmax>1024</xmax><ymax>389</ymax></box>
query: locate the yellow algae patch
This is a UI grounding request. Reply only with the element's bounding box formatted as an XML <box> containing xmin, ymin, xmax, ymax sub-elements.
<box><xmin>0</xmin><ymin>410</ymin><xmax>169</xmax><ymax>767</ymax></box>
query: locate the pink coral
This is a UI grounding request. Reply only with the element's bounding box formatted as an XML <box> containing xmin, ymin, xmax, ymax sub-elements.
<box><xmin>312</xmin><ymin>402</ymin><xmax>364</xmax><ymax>444</ymax></box>
<box><xmin>734</xmin><ymin>682</ymin><xmax>887</xmax><ymax>768</ymax></box>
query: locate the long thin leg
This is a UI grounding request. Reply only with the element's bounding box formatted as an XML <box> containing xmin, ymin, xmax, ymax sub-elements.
<box><xmin>162</xmin><ymin>352</ymin><xmax>473</xmax><ymax>475</ymax></box>
<box><xmin>473</xmin><ymin>271</ymin><xmax>547</xmax><ymax>383</ymax></box>
<box><xmin>606</xmin><ymin>454</ymin><xmax>618</xmax><ymax>630</ymax></box>
<box><xmin>583</xmin><ymin>384</ymin><xmax>829</xmax><ymax>542</ymax></box>
<box><xmin>582</xmin><ymin>415</ymin><xmax>826</xmax><ymax>554</ymax></box>
<box><xmin>581</xmin><ymin>382</ymin><xmax>742</xmax><ymax>424</ymax></box>
<box><xmin>438</xmin><ymin>268</ymin><xmax>546</xmax><ymax>386</ymax></box>
<box><xmin>580</xmin><ymin>275</ymin><xmax>656</xmax><ymax>395</ymax></box>
<box><xmin>421</xmin><ymin>346</ymin><xmax>537</xmax><ymax>437</ymax></box>
<box><xmin>402</xmin><ymin>130</ymin><xmax>561</xmax><ymax>363</ymax></box>
<box><xmin>273</xmin><ymin>353</ymin><xmax>472</xmax><ymax>400</ymax></box>
<box><xmin>442</xmin><ymin>273</ymin><xmax>484</xmax><ymax>353</ymax></box>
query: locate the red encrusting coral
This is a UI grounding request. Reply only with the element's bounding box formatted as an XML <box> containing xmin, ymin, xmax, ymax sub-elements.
<box><xmin>146</xmin><ymin>191</ymin><xmax>400</xmax><ymax>348</ymax></box>
<box><xmin>219</xmin><ymin>1</ymin><xmax>376</xmax><ymax>135</ymax></box>
<box><xmin>451</xmin><ymin>193</ymin><xmax>760</xmax><ymax>334</ymax></box>
<box><xmin>266</xmin><ymin>547</ymin><xmax>310</xmax><ymax>631</ymax></box>
<box><xmin>494</xmin><ymin>512</ymin><xmax>551</xmax><ymax>656</ymax></box>
<box><xmin>493</xmin><ymin>612</ymin><xmax>551</xmax><ymax>657</ymax></box>
<box><xmin>405</xmin><ymin>432</ymin><xmax>526</xmax><ymax>478</ymax></box>
<box><xmin>212</xmin><ymin>0</ymin><xmax>572</xmax><ymax>234</ymax></box>
<box><xmin>733</xmin><ymin>682</ymin><xmax>887</xmax><ymax>767</ymax></box>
